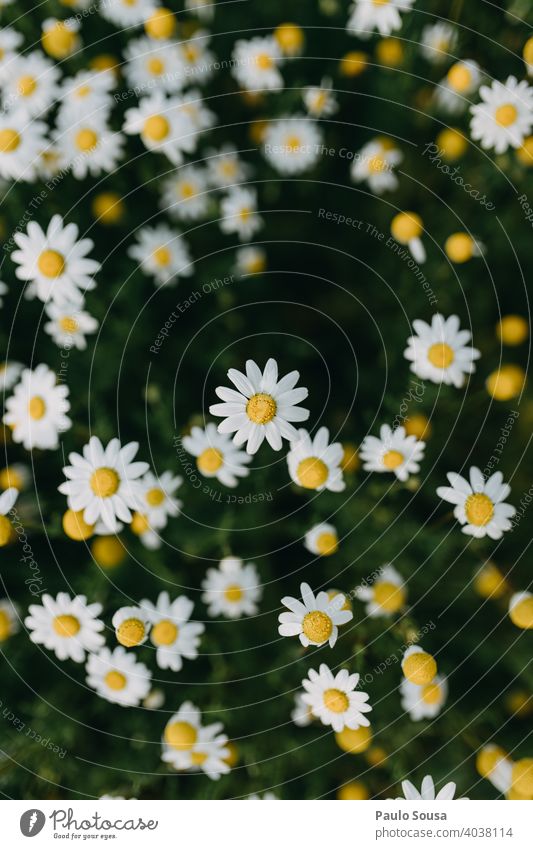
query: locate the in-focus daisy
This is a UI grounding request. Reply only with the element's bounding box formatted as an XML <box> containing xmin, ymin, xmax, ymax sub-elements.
<box><xmin>58</xmin><ymin>436</ymin><xmax>149</xmax><ymax>533</ymax></box>
<box><xmin>205</xmin><ymin>145</ymin><xmax>250</xmax><ymax>189</ymax></box>
<box><xmin>404</xmin><ymin>314</ymin><xmax>481</xmax><ymax>387</ymax></box>
<box><xmin>123</xmin><ymin>37</ymin><xmax>185</xmax><ymax>93</ymax></box>
<box><xmin>210</xmin><ymin>358</ymin><xmax>309</xmax><ymax>455</ymax></box>
<box><xmin>304</xmin><ymin>523</ymin><xmax>339</xmax><ymax>556</ymax></box>
<box><xmin>291</xmin><ymin>691</ymin><xmax>314</xmax><ymax>727</ymax></box>
<box><xmin>359</xmin><ymin>424</ymin><xmax>425</xmax><ymax>482</ymax></box>
<box><xmin>182</xmin><ymin>423</ymin><xmax>252</xmax><ymax>487</ymax></box>
<box><xmin>232</xmin><ymin>36</ymin><xmax>283</xmax><ymax>92</ymax></box>
<box><xmin>11</xmin><ymin>215</ymin><xmax>100</xmax><ymax>305</ymax></box>
<box><xmin>235</xmin><ymin>246</ymin><xmax>266</xmax><ymax>276</ymax></box>
<box><xmin>54</xmin><ymin>110</ymin><xmax>124</xmax><ymax>179</ymax></box>
<box><xmin>263</xmin><ymin>117</ymin><xmax>322</xmax><ymax>174</ymax></box>
<box><xmin>303</xmin><ymin>77</ymin><xmax>338</xmax><ymax>117</ymax></box>
<box><xmin>137</xmin><ymin>470</ymin><xmax>182</xmax><ymax>529</ymax></box>
<box><xmin>436</xmin><ymin>60</ymin><xmax>482</xmax><ymax>113</ymax></box>
<box><xmin>25</xmin><ymin>593</ymin><xmax>104</xmax><ymax>662</ymax></box>
<box><xmin>347</xmin><ymin>0</ymin><xmax>415</xmax><ymax>38</ymax></box>
<box><xmin>128</xmin><ymin>225</ymin><xmax>193</xmax><ymax>286</ymax></box>
<box><xmin>100</xmin><ymin>0</ymin><xmax>155</xmax><ymax>27</ymax></box>
<box><xmin>202</xmin><ymin>556</ymin><xmax>262</xmax><ymax>618</ymax></box>
<box><xmin>278</xmin><ymin>583</ymin><xmax>352</xmax><ymax>647</ymax></box>
<box><xmin>355</xmin><ymin>564</ymin><xmax>407</xmax><ymax>617</ymax></box>
<box><xmin>470</xmin><ymin>76</ymin><xmax>533</xmax><ymax>153</ymax></box>
<box><xmin>123</xmin><ymin>92</ymin><xmax>198</xmax><ymax>165</ymax></box>
<box><xmin>287</xmin><ymin>427</ymin><xmax>345</xmax><ymax>492</ymax></box>
<box><xmin>436</xmin><ymin>467</ymin><xmax>515</xmax><ymax>539</ymax></box>
<box><xmin>220</xmin><ymin>188</ymin><xmax>263</xmax><ymax>241</ymax></box>
<box><xmin>160</xmin><ymin>165</ymin><xmax>209</xmax><ymax>221</ymax></box>
<box><xmin>44</xmin><ymin>301</ymin><xmax>98</xmax><ymax>350</ymax></box>
<box><xmin>112</xmin><ymin>606</ymin><xmax>151</xmax><ymax>648</ymax></box>
<box><xmin>0</xmin><ymin>598</ymin><xmax>19</xmax><ymax>641</ymax></box>
<box><xmin>86</xmin><ymin>646</ymin><xmax>152</xmax><ymax>707</ymax></box>
<box><xmin>400</xmin><ymin>674</ymin><xmax>448</xmax><ymax>721</ymax></box>
<box><xmin>396</xmin><ymin>774</ymin><xmax>466</xmax><ymax>800</ymax></box>
<box><xmin>420</xmin><ymin>22</ymin><xmax>458</xmax><ymax>64</ymax></box>
<box><xmin>351</xmin><ymin>136</ymin><xmax>403</xmax><ymax>194</ymax></box>
<box><xmin>140</xmin><ymin>592</ymin><xmax>204</xmax><ymax>671</ymax></box>
<box><xmin>301</xmin><ymin>663</ymin><xmax>372</xmax><ymax>732</ymax></box>
<box><xmin>508</xmin><ymin>592</ymin><xmax>533</xmax><ymax>630</ymax></box>
<box><xmin>0</xmin><ymin>110</ymin><xmax>47</xmax><ymax>181</ymax></box>
<box><xmin>0</xmin><ymin>487</ymin><xmax>17</xmax><ymax>547</ymax></box>
<box><xmin>3</xmin><ymin>364</ymin><xmax>71</xmax><ymax>450</ymax></box>
<box><xmin>3</xmin><ymin>52</ymin><xmax>60</xmax><ymax>119</ymax></box>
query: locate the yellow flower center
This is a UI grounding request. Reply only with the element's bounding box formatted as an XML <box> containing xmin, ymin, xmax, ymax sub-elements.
<box><xmin>90</xmin><ymin>467</ymin><xmax>120</xmax><ymax>498</ymax></box>
<box><xmin>302</xmin><ymin>610</ymin><xmax>333</xmax><ymax>643</ymax></box>
<box><xmin>373</xmin><ymin>0</ymin><xmax>390</xmax><ymax>5</ymax></box>
<box><xmin>315</xmin><ymin>532</ymin><xmax>338</xmax><ymax>556</ymax></box>
<box><xmin>421</xmin><ymin>682</ymin><xmax>442</xmax><ymax>705</ymax></box>
<box><xmin>62</xmin><ymin>509</ymin><xmax>94</xmax><ymax>541</ymax></box>
<box><xmin>238</xmin><ymin>206</ymin><xmax>251</xmax><ymax>221</ymax></box>
<box><xmin>0</xmin><ymin>610</ymin><xmax>11</xmax><ymax>641</ymax></box>
<box><xmin>373</xmin><ymin>581</ymin><xmax>405</xmax><ymax>613</ymax></box>
<box><xmin>42</xmin><ymin>24</ymin><xmax>77</xmax><ymax>59</ymax></box>
<box><xmin>510</xmin><ymin>598</ymin><xmax>533</xmax><ymax>630</ymax></box>
<box><xmin>368</xmin><ymin>155</ymin><xmax>386</xmax><ymax>173</ymax></box>
<box><xmin>151</xmin><ymin>619</ymin><xmax>178</xmax><ymax>645</ymax></box>
<box><xmin>0</xmin><ymin>516</ymin><xmax>13</xmax><ymax>547</ymax></box>
<box><xmin>427</xmin><ymin>342</ymin><xmax>455</xmax><ymax>369</ymax></box>
<box><xmin>286</xmin><ymin>134</ymin><xmax>302</xmax><ymax>151</ymax></box>
<box><xmin>17</xmin><ymin>75</ymin><xmax>37</xmax><ymax>96</ymax></box>
<box><xmin>59</xmin><ymin>316</ymin><xmax>79</xmax><ymax>334</ymax></box>
<box><xmin>28</xmin><ymin>396</ymin><xmax>46</xmax><ymax>420</ymax></box>
<box><xmin>0</xmin><ymin>129</ymin><xmax>21</xmax><ymax>153</ymax></box>
<box><xmin>143</xmin><ymin>115</ymin><xmax>170</xmax><ymax>142</ymax></box>
<box><xmin>511</xmin><ymin>759</ymin><xmax>533</xmax><ymax>798</ymax></box>
<box><xmin>145</xmin><ymin>8</ymin><xmax>176</xmax><ymax>39</ymax></box>
<box><xmin>335</xmin><ymin>725</ymin><xmax>372</xmax><ymax>753</ymax></box>
<box><xmin>246</xmin><ymin>393</ymin><xmax>277</xmax><ymax>424</ymax></box>
<box><xmin>296</xmin><ymin>457</ymin><xmax>329</xmax><ymax>489</ymax></box>
<box><xmin>495</xmin><ymin>104</ymin><xmax>518</xmax><ymax>127</ymax></box>
<box><xmin>105</xmin><ymin>670</ymin><xmax>127</xmax><ymax>691</ymax></box>
<box><xmin>165</xmin><ymin>721</ymin><xmax>197</xmax><ymax>750</ymax></box>
<box><xmin>131</xmin><ymin>511</ymin><xmax>150</xmax><ymax>535</ymax></box>
<box><xmin>197</xmin><ymin>447</ymin><xmax>224</xmax><ymax>474</ymax></box>
<box><xmin>38</xmin><ymin>249</ymin><xmax>65</xmax><ymax>278</ymax></box>
<box><xmin>391</xmin><ymin>212</ymin><xmax>423</xmax><ymax>243</ymax></box>
<box><xmin>75</xmin><ymin>128</ymin><xmax>98</xmax><ymax>152</ymax></box>
<box><xmin>116</xmin><ymin>617</ymin><xmax>146</xmax><ymax>647</ymax></box>
<box><xmin>75</xmin><ymin>85</ymin><xmax>91</xmax><ymax>98</ymax></box>
<box><xmin>146</xmin><ymin>487</ymin><xmax>165</xmax><ymax>506</ymax></box>
<box><xmin>447</xmin><ymin>64</ymin><xmax>472</xmax><ymax>92</ymax></box>
<box><xmin>465</xmin><ymin>493</ymin><xmax>494</xmax><ymax>526</ymax></box>
<box><xmin>152</xmin><ymin>246</ymin><xmax>171</xmax><ymax>267</ymax></box>
<box><xmin>53</xmin><ymin>614</ymin><xmax>80</xmax><ymax>638</ymax></box>
<box><xmin>323</xmin><ymin>688</ymin><xmax>349</xmax><ymax>713</ymax></box>
<box><xmin>445</xmin><ymin>232</ymin><xmax>474</xmax><ymax>263</ymax></box>
<box><xmin>147</xmin><ymin>57</ymin><xmax>165</xmax><ymax>76</ymax></box>
<box><xmin>382</xmin><ymin>450</ymin><xmax>404</xmax><ymax>470</ymax></box>
<box><xmin>255</xmin><ymin>53</ymin><xmax>273</xmax><ymax>70</ymax></box>
<box><xmin>402</xmin><ymin>651</ymin><xmax>437</xmax><ymax>685</ymax></box>
<box><xmin>183</xmin><ymin>45</ymin><xmax>199</xmax><ymax>63</ymax></box>
<box><xmin>0</xmin><ymin>467</ymin><xmax>23</xmax><ymax>490</ymax></box>
<box><xmin>190</xmin><ymin>751</ymin><xmax>208</xmax><ymax>766</ymax></box>
<box><xmin>224</xmin><ymin>584</ymin><xmax>243</xmax><ymax>603</ymax></box>
<box><xmin>180</xmin><ymin>181</ymin><xmax>196</xmax><ymax>198</ymax></box>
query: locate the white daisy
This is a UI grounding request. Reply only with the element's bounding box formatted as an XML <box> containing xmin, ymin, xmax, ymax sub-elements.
<box><xmin>123</xmin><ymin>37</ymin><xmax>186</xmax><ymax>93</ymax></box>
<box><xmin>435</xmin><ymin>60</ymin><xmax>482</xmax><ymax>113</ymax></box>
<box><xmin>220</xmin><ymin>188</ymin><xmax>263</xmax><ymax>241</ymax></box>
<box><xmin>404</xmin><ymin>314</ymin><xmax>481</xmax><ymax>387</ymax></box>
<box><xmin>137</xmin><ymin>470</ymin><xmax>182</xmax><ymax>528</ymax></box>
<box><xmin>58</xmin><ymin>436</ymin><xmax>149</xmax><ymax>533</ymax></box>
<box><xmin>263</xmin><ymin>117</ymin><xmax>322</xmax><ymax>174</ymax></box>
<box><xmin>351</xmin><ymin>137</ymin><xmax>403</xmax><ymax>194</ymax></box>
<box><xmin>478</xmin><ymin>746</ymin><xmax>514</xmax><ymax>795</ymax></box>
<box><xmin>355</xmin><ymin>564</ymin><xmax>407</xmax><ymax>617</ymax></box>
<box><xmin>0</xmin><ymin>463</ymin><xmax>30</xmax><ymax>491</ymax></box>
<box><xmin>287</xmin><ymin>427</ymin><xmax>345</xmax><ymax>492</ymax></box>
<box><xmin>202</xmin><ymin>556</ymin><xmax>262</xmax><ymax>618</ymax></box>
<box><xmin>123</xmin><ymin>92</ymin><xmax>198</xmax><ymax>165</ymax></box>
<box><xmin>54</xmin><ymin>110</ymin><xmax>124</xmax><ymax>180</ymax></box>
<box><xmin>140</xmin><ymin>592</ymin><xmax>204</xmax><ymax>672</ymax></box>
<box><xmin>0</xmin><ymin>361</ymin><xmax>23</xmax><ymax>393</ymax></box>
<box><xmin>184</xmin><ymin>726</ymin><xmax>230</xmax><ymax>780</ymax></box>
<box><xmin>11</xmin><ymin>214</ymin><xmax>100</xmax><ymax>305</ymax></box>
<box><xmin>41</xmin><ymin>18</ymin><xmax>80</xmax><ymax>60</ymax></box>
<box><xmin>182</xmin><ymin>422</ymin><xmax>252</xmax><ymax>487</ymax></box>
<box><xmin>470</xmin><ymin>76</ymin><xmax>533</xmax><ymax>153</ymax></box>
<box><xmin>436</xmin><ymin>466</ymin><xmax>516</xmax><ymax>539</ymax></box>
<box><xmin>3</xmin><ymin>51</ymin><xmax>60</xmax><ymax>119</ymax></box>
<box><xmin>347</xmin><ymin>0</ymin><xmax>415</xmax><ymax>39</ymax></box>
<box><xmin>159</xmin><ymin>165</ymin><xmax>209</xmax><ymax>221</ymax></box>
<box><xmin>0</xmin><ymin>28</ymin><xmax>23</xmax><ymax>84</ymax></box>
<box><xmin>390</xmin><ymin>211</ymin><xmax>426</xmax><ymax>263</ymax></box>
<box><xmin>420</xmin><ymin>22</ymin><xmax>458</xmax><ymax>64</ymax></box>
<box><xmin>278</xmin><ymin>583</ymin><xmax>352</xmax><ymax>647</ymax></box>
<box><xmin>232</xmin><ymin>36</ymin><xmax>283</xmax><ymax>92</ymax></box>
<box><xmin>58</xmin><ymin>69</ymin><xmax>115</xmax><ymax>121</ymax></box>
<box><xmin>178</xmin><ymin>30</ymin><xmax>216</xmax><ymax>84</ymax></box>
<box><xmin>0</xmin><ymin>110</ymin><xmax>48</xmax><ymax>181</ymax></box>
<box><xmin>396</xmin><ymin>774</ymin><xmax>466</xmax><ymax>800</ymax></box>
<box><xmin>100</xmin><ymin>0</ymin><xmax>156</xmax><ymax>28</ymax></box>
<box><xmin>44</xmin><ymin>301</ymin><xmax>98</xmax><ymax>350</ymax></box>
<box><xmin>235</xmin><ymin>246</ymin><xmax>266</xmax><ymax>277</ymax></box>
<box><xmin>0</xmin><ymin>598</ymin><xmax>19</xmax><ymax>641</ymax></box>
<box><xmin>291</xmin><ymin>691</ymin><xmax>314</xmax><ymax>727</ymax></box>
<box><xmin>0</xmin><ymin>487</ymin><xmax>17</xmax><ymax>546</ymax></box>
<box><xmin>112</xmin><ymin>605</ymin><xmax>151</xmax><ymax>649</ymax></box>
<box><xmin>162</xmin><ymin>702</ymin><xmax>229</xmax><ymax>780</ymax></box>
<box><xmin>301</xmin><ymin>663</ymin><xmax>372</xmax><ymax>732</ymax></box>
<box><xmin>304</xmin><ymin>523</ymin><xmax>339</xmax><ymax>556</ymax></box>
<box><xmin>205</xmin><ymin>145</ymin><xmax>250</xmax><ymax>189</ymax></box>
<box><xmin>509</xmin><ymin>591</ymin><xmax>533</xmax><ymax>630</ymax></box>
<box><xmin>86</xmin><ymin>646</ymin><xmax>152</xmax><ymax>707</ymax></box>
<box><xmin>179</xmin><ymin>89</ymin><xmax>216</xmax><ymax>131</ymax></box>
<box><xmin>303</xmin><ymin>77</ymin><xmax>338</xmax><ymax>118</ymax></box>
<box><xmin>210</xmin><ymin>357</ymin><xmax>309</xmax><ymax>455</ymax></box>
<box><xmin>25</xmin><ymin>593</ymin><xmax>104</xmax><ymax>662</ymax></box>
<box><xmin>359</xmin><ymin>424</ymin><xmax>425</xmax><ymax>482</ymax></box>
<box><xmin>128</xmin><ymin>225</ymin><xmax>193</xmax><ymax>287</ymax></box>
<box><xmin>3</xmin><ymin>364</ymin><xmax>71</xmax><ymax>450</ymax></box>
<box><xmin>400</xmin><ymin>674</ymin><xmax>448</xmax><ymax>721</ymax></box>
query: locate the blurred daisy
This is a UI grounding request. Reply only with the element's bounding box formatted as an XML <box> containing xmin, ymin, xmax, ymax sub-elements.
<box><xmin>0</xmin><ymin>28</ymin><xmax>23</xmax><ymax>83</ymax></box>
<box><xmin>44</xmin><ymin>301</ymin><xmax>98</xmax><ymax>350</ymax></box>
<box><xmin>247</xmin><ymin>793</ymin><xmax>278</xmax><ymax>800</ymax></box>
<box><xmin>11</xmin><ymin>214</ymin><xmax>100</xmax><ymax>305</ymax></box>
<box><xmin>100</xmin><ymin>0</ymin><xmax>155</xmax><ymax>27</ymax></box>
<box><xmin>3</xmin><ymin>52</ymin><xmax>60</xmax><ymax>119</ymax></box>
<box><xmin>205</xmin><ymin>145</ymin><xmax>250</xmax><ymax>189</ymax></box>
<box><xmin>86</xmin><ymin>646</ymin><xmax>152</xmax><ymax>707</ymax></box>
<box><xmin>182</xmin><ymin>423</ymin><xmax>252</xmax><ymax>487</ymax></box>
<box><xmin>232</xmin><ymin>36</ymin><xmax>283</xmax><ymax>92</ymax></box>
<box><xmin>263</xmin><ymin>117</ymin><xmax>322</xmax><ymax>174</ymax></box>
<box><xmin>0</xmin><ymin>110</ymin><xmax>48</xmax><ymax>181</ymax></box>
<box><xmin>436</xmin><ymin>60</ymin><xmax>482</xmax><ymax>113</ymax></box>
<box><xmin>287</xmin><ymin>427</ymin><xmax>345</xmax><ymax>492</ymax></box>
<box><xmin>210</xmin><ymin>358</ymin><xmax>309</xmax><ymax>454</ymax></box>
<box><xmin>112</xmin><ymin>606</ymin><xmax>151</xmax><ymax>648</ymax></box>
<box><xmin>359</xmin><ymin>424</ymin><xmax>425</xmax><ymax>482</ymax></box>
<box><xmin>128</xmin><ymin>225</ymin><xmax>193</xmax><ymax>286</ymax></box>
<box><xmin>137</xmin><ymin>470</ymin><xmax>182</xmax><ymax>529</ymax></box>
<box><xmin>0</xmin><ymin>463</ymin><xmax>30</xmax><ymax>491</ymax></box>
<box><xmin>436</xmin><ymin>467</ymin><xmax>515</xmax><ymax>539</ymax></box>
<box><xmin>41</xmin><ymin>18</ymin><xmax>80</xmax><ymax>60</ymax></box>
<box><xmin>58</xmin><ymin>436</ymin><xmax>149</xmax><ymax>533</ymax></box>
<box><xmin>123</xmin><ymin>37</ymin><xmax>185</xmax><ymax>93</ymax></box>
<box><xmin>162</xmin><ymin>702</ymin><xmax>230</xmax><ymax>780</ymax></box>
<box><xmin>0</xmin><ymin>361</ymin><xmax>23</xmax><ymax>393</ymax></box>
<box><xmin>351</xmin><ymin>137</ymin><xmax>402</xmax><ymax>194</ymax></box>
<box><xmin>390</xmin><ymin>211</ymin><xmax>426</xmax><ymax>263</ymax></box>
<box><xmin>235</xmin><ymin>246</ymin><xmax>266</xmax><ymax>276</ymax></box>
<box><xmin>303</xmin><ymin>78</ymin><xmax>338</xmax><ymax>117</ymax></box>
<box><xmin>58</xmin><ymin>69</ymin><xmax>115</xmax><ymax>120</ymax></box>
<box><xmin>291</xmin><ymin>691</ymin><xmax>314</xmax><ymax>727</ymax></box>
<box><xmin>508</xmin><ymin>592</ymin><xmax>533</xmax><ymax>630</ymax></box>
<box><xmin>0</xmin><ymin>280</ymin><xmax>7</xmax><ymax>307</ymax></box>
<box><xmin>400</xmin><ymin>674</ymin><xmax>448</xmax><ymax>721</ymax></box>
<box><xmin>123</xmin><ymin>92</ymin><xmax>198</xmax><ymax>165</ymax></box>
<box><xmin>160</xmin><ymin>165</ymin><xmax>209</xmax><ymax>221</ymax></box>
<box><xmin>0</xmin><ymin>488</ymin><xmax>17</xmax><ymax>547</ymax></box>
<box><xmin>278</xmin><ymin>583</ymin><xmax>352</xmax><ymax>647</ymax></box>
<box><xmin>396</xmin><ymin>774</ymin><xmax>466</xmax><ymax>800</ymax></box>
<box><xmin>25</xmin><ymin>593</ymin><xmax>104</xmax><ymax>662</ymax></box>
<box><xmin>304</xmin><ymin>523</ymin><xmax>338</xmax><ymax>556</ymax></box>
<box><xmin>140</xmin><ymin>592</ymin><xmax>204</xmax><ymax>672</ymax></box>
<box><xmin>0</xmin><ymin>598</ymin><xmax>19</xmax><ymax>641</ymax></box>
<box><xmin>180</xmin><ymin>89</ymin><xmax>216</xmax><ymax>131</ymax></box>
<box><xmin>220</xmin><ymin>187</ymin><xmax>263</xmax><ymax>241</ymax></box>
<box><xmin>54</xmin><ymin>111</ymin><xmax>124</xmax><ymax>179</ymax></box>
<box><xmin>347</xmin><ymin>0</ymin><xmax>415</xmax><ymax>38</ymax></box>
<box><xmin>420</xmin><ymin>22</ymin><xmax>458</xmax><ymax>64</ymax></box>
<box><xmin>404</xmin><ymin>314</ymin><xmax>481</xmax><ymax>387</ymax></box>
<box><xmin>470</xmin><ymin>76</ymin><xmax>533</xmax><ymax>153</ymax></box>
<box><xmin>3</xmin><ymin>363</ymin><xmax>71</xmax><ymax>450</ymax></box>
<box><xmin>178</xmin><ymin>31</ymin><xmax>216</xmax><ymax>84</ymax></box>
<box><xmin>356</xmin><ymin>564</ymin><xmax>406</xmax><ymax>617</ymax></box>
<box><xmin>202</xmin><ymin>556</ymin><xmax>262</xmax><ymax>618</ymax></box>
<box><xmin>301</xmin><ymin>663</ymin><xmax>372</xmax><ymax>732</ymax></box>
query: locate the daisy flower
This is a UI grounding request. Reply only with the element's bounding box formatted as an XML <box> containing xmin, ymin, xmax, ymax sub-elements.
<box><xmin>401</xmin><ymin>646</ymin><xmax>438</xmax><ymax>685</ymax></box>
<box><xmin>232</xmin><ymin>36</ymin><xmax>283</xmax><ymax>92</ymax></box>
<box><xmin>304</xmin><ymin>523</ymin><xmax>339</xmax><ymax>556</ymax></box>
<box><xmin>3</xmin><ymin>51</ymin><xmax>60</xmax><ymax>119</ymax></box>
<box><xmin>100</xmin><ymin>0</ymin><xmax>155</xmax><ymax>28</ymax></box>
<box><xmin>477</xmin><ymin>746</ymin><xmax>514</xmax><ymax>795</ymax></box>
<box><xmin>235</xmin><ymin>246</ymin><xmax>266</xmax><ymax>277</ymax></box>
<box><xmin>179</xmin><ymin>89</ymin><xmax>216</xmax><ymax>131</ymax></box>
<box><xmin>159</xmin><ymin>165</ymin><xmax>209</xmax><ymax>221</ymax></box>
<box><xmin>303</xmin><ymin>78</ymin><xmax>338</xmax><ymax>118</ymax></box>
<box><xmin>123</xmin><ymin>92</ymin><xmax>198</xmax><ymax>165</ymax></box>
<box><xmin>359</xmin><ymin>424</ymin><xmax>425</xmax><ymax>482</ymax></box>
<box><xmin>112</xmin><ymin>606</ymin><xmax>151</xmax><ymax>649</ymax></box>
<box><xmin>287</xmin><ymin>427</ymin><xmax>345</xmax><ymax>492</ymax></box>
<box><xmin>202</xmin><ymin>556</ymin><xmax>262</xmax><ymax>618</ymax></box>
<box><xmin>291</xmin><ymin>691</ymin><xmax>314</xmax><ymax>727</ymax></box>
<box><xmin>182</xmin><ymin>423</ymin><xmax>252</xmax><ymax>487</ymax></box>
<box><xmin>0</xmin><ymin>487</ymin><xmax>17</xmax><ymax>547</ymax></box>
<box><xmin>0</xmin><ymin>28</ymin><xmax>23</xmax><ymax>84</ymax></box>
<box><xmin>58</xmin><ymin>436</ymin><xmax>149</xmax><ymax>533</ymax></box>
<box><xmin>162</xmin><ymin>702</ymin><xmax>230</xmax><ymax>780</ymax></box>
<box><xmin>41</xmin><ymin>18</ymin><xmax>80</xmax><ymax>60</ymax></box>
<box><xmin>263</xmin><ymin>117</ymin><xmax>322</xmax><ymax>174</ymax></box>
<box><xmin>44</xmin><ymin>301</ymin><xmax>98</xmax><ymax>350</ymax></box>
<box><xmin>11</xmin><ymin>214</ymin><xmax>100</xmax><ymax>305</ymax></box>
<box><xmin>390</xmin><ymin>211</ymin><xmax>426</xmax><ymax>263</ymax></box>
<box><xmin>0</xmin><ymin>598</ymin><xmax>19</xmax><ymax>641</ymax></box>
<box><xmin>420</xmin><ymin>22</ymin><xmax>458</xmax><ymax>64</ymax></box>
<box><xmin>301</xmin><ymin>663</ymin><xmax>372</xmax><ymax>732</ymax></box>
<box><xmin>508</xmin><ymin>592</ymin><xmax>533</xmax><ymax>630</ymax></box>
<box><xmin>140</xmin><ymin>592</ymin><xmax>204</xmax><ymax>672</ymax></box>
<box><xmin>3</xmin><ymin>364</ymin><xmax>71</xmax><ymax>450</ymax></box>
<box><xmin>436</xmin><ymin>466</ymin><xmax>516</xmax><ymax>539</ymax></box>
<box><xmin>404</xmin><ymin>314</ymin><xmax>481</xmax><ymax>387</ymax></box>
<box><xmin>210</xmin><ymin>358</ymin><xmax>309</xmax><ymax>455</ymax></box>
<box><xmin>54</xmin><ymin>110</ymin><xmax>124</xmax><ymax>180</ymax></box>
<box><xmin>0</xmin><ymin>361</ymin><xmax>23</xmax><ymax>393</ymax></box>
<box><xmin>123</xmin><ymin>37</ymin><xmax>186</xmax><ymax>93</ymax></box>
<box><xmin>470</xmin><ymin>76</ymin><xmax>533</xmax><ymax>153</ymax></box>
<box><xmin>0</xmin><ymin>110</ymin><xmax>48</xmax><ymax>181</ymax></box>
<box><xmin>183</xmin><ymin>727</ymin><xmax>231</xmax><ymax>781</ymax></box>
<box><xmin>0</xmin><ymin>463</ymin><xmax>30</xmax><ymax>492</ymax></box>
<box><xmin>436</xmin><ymin>60</ymin><xmax>482</xmax><ymax>113</ymax></box>
<box><xmin>131</xmin><ymin>470</ymin><xmax>182</xmax><ymax>548</ymax></box>
<box><xmin>355</xmin><ymin>564</ymin><xmax>407</xmax><ymax>617</ymax></box>
<box><xmin>347</xmin><ymin>0</ymin><xmax>415</xmax><ymax>38</ymax></box>
<box><xmin>86</xmin><ymin>646</ymin><xmax>152</xmax><ymax>707</ymax></box>
<box><xmin>351</xmin><ymin>136</ymin><xmax>403</xmax><ymax>194</ymax></box>
<box><xmin>178</xmin><ymin>30</ymin><xmax>216</xmax><ymax>84</ymax></box>
<box><xmin>127</xmin><ymin>225</ymin><xmax>193</xmax><ymax>287</ymax></box>
<box><xmin>400</xmin><ymin>674</ymin><xmax>448</xmax><ymax>721</ymax></box>
<box><xmin>58</xmin><ymin>69</ymin><xmax>115</xmax><ymax>121</ymax></box>
<box><xmin>278</xmin><ymin>583</ymin><xmax>352</xmax><ymax>648</ymax></box>
<box><xmin>397</xmin><ymin>774</ymin><xmax>466</xmax><ymax>800</ymax></box>
<box><xmin>205</xmin><ymin>145</ymin><xmax>250</xmax><ymax>189</ymax></box>
<box><xmin>25</xmin><ymin>593</ymin><xmax>104</xmax><ymax>662</ymax></box>
<box><xmin>220</xmin><ymin>187</ymin><xmax>263</xmax><ymax>241</ymax></box>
